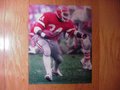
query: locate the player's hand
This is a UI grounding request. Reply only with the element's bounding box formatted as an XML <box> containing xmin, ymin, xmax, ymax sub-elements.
<box><xmin>82</xmin><ymin>34</ymin><xmax>87</xmax><ymax>39</ymax></box>
<box><xmin>41</xmin><ymin>32</ymin><xmax>49</xmax><ymax>39</ymax></box>
<box><xmin>76</xmin><ymin>32</ymin><xmax>82</xmax><ymax>38</ymax></box>
<box><xmin>36</xmin><ymin>30</ymin><xmax>49</xmax><ymax>39</ymax></box>
<box><xmin>42</xmin><ymin>30</ymin><xmax>54</xmax><ymax>39</ymax></box>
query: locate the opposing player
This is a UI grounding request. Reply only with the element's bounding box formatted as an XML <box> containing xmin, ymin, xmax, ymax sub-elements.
<box><xmin>80</xmin><ymin>33</ymin><xmax>92</xmax><ymax>70</ymax></box>
<box><xmin>30</xmin><ymin>6</ymin><xmax>83</xmax><ymax>81</ymax></box>
<box><xmin>68</xmin><ymin>6</ymin><xmax>92</xmax><ymax>70</ymax></box>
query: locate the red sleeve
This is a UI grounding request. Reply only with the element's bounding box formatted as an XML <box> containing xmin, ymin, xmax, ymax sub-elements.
<box><xmin>66</xmin><ymin>21</ymin><xmax>76</xmax><ymax>37</ymax></box>
<box><xmin>32</xmin><ymin>13</ymin><xmax>49</xmax><ymax>33</ymax></box>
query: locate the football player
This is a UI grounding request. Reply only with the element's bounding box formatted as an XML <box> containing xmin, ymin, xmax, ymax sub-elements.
<box><xmin>69</xmin><ymin>6</ymin><xmax>92</xmax><ymax>70</ymax></box>
<box><xmin>30</xmin><ymin>6</ymin><xmax>83</xmax><ymax>81</ymax></box>
<box><xmin>71</xmin><ymin>6</ymin><xmax>92</xmax><ymax>39</ymax></box>
<box><xmin>80</xmin><ymin>34</ymin><xmax>92</xmax><ymax>70</ymax></box>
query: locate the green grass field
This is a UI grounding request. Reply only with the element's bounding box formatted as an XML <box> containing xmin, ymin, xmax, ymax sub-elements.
<box><xmin>29</xmin><ymin>54</ymin><xmax>92</xmax><ymax>84</ymax></box>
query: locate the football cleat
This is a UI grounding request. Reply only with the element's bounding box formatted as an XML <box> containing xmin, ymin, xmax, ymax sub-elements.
<box><xmin>52</xmin><ymin>69</ymin><xmax>63</xmax><ymax>76</ymax></box>
<box><xmin>28</xmin><ymin>46</ymin><xmax>36</xmax><ymax>54</ymax></box>
<box><xmin>81</xmin><ymin>58</ymin><xmax>92</xmax><ymax>70</ymax></box>
<box><xmin>87</xmin><ymin>64</ymin><xmax>92</xmax><ymax>70</ymax></box>
<box><xmin>80</xmin><ymin>58</ymin><xmax>85</xmax><ymax>65</ymax></box>
<box><xmin>45</xmin><ymin>74</ymin><xmax>52</xmax><ymax>81</ymax></box>
<box><xmin>82</xmin><ymin>64</ymin><xmax>92</xmax><ymax>70</ymax></box>
<box><xmin>85</xmin><ymin>60</ymin><xmax>92</xmax><ymax>70</ymax></box>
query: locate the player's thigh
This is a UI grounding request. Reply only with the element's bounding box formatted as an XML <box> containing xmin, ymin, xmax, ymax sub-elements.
<box><xmin>37</xmin><ymin>38</ymin><xmax>51</xmax><ymax>56</ymax></box>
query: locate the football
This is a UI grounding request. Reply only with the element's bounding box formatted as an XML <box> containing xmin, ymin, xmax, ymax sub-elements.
<box><xmin>43</xmin><ymin>30</ymin><xmax>54</xmax><ymax>38</ymax></box>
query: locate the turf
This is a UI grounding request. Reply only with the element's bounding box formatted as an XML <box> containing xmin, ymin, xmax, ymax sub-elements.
<box><xmin>29</xmin><ymin>54</ymin><xmax>92</xmax><ymax>84</ymax></box>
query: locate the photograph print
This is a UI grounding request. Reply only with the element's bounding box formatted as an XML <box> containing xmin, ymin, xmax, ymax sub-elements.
<box><xmin>28</xmin><ymin>4</ymin><xmax>92</xmax><ymax>84</ymax></box>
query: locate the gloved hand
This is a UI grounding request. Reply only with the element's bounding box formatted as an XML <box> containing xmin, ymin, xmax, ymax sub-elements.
<box><xmin>36</xmin><ymin>30</ymin><xmax>48</xmax><ymax>39</ymax></box>
<box><xmin>76</xmin><ymin>32</ymin><xmax>82</xmax><ymax>38</ymax></box>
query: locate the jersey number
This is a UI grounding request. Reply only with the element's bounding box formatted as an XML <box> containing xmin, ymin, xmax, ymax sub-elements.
<box><xmin>49</xmin><ymin>24</ymin><xmax>63</xmax><ymax>34</ymax></box>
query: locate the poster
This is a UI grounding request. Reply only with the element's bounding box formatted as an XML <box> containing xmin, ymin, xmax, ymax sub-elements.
<box><xmin>28</xmin><ymin>4</ymin><xmax>92</xmax><ymax>84</ymax></box>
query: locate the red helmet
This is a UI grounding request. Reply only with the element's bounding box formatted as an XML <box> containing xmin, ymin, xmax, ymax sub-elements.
<box><xmin>56</xmin><ymin>6</ymin><xmax>70</xmax><ymax>22</ymax></box>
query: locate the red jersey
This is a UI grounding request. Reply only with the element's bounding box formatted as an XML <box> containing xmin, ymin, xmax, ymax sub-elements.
<box><xmin>32</xmin><ymin>12</ymin><xmax>76</xmax><ymax>40</ymax></box>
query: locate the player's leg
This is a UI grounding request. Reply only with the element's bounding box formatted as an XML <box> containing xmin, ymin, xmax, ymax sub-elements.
<box><xmin>81</xmin><ymin>49</ymin><xmax>92</xmax><ymax>70</ymax></box>
<box><xmin>81</xmin><ymin>36</ymin><xmax>92</xmax><ymax>70</ymax></box>
<box><xmin>50</xmin><ymin>41</ymin><xmax>63</xmax><ymax>76</ymax></box>
<box><xmin>52</xmin><ymin>55</ymin><xmax>63</xmax><ymax>76</ymax></box>
<box><xmin>37</xmin><ymin>38</ymin><xmax>52</xmax><ymax>81</ymax></box>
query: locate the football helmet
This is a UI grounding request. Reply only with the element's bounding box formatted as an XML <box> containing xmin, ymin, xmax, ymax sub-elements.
<box><xmin>56</xmin><ymin>6</ymin><xmax>70</xmax><ymax>22</ymax></box>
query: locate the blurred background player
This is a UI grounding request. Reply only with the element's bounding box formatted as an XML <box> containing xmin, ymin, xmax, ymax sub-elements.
<box><xmin>29</xmin><ymin>6</ymin><xmax>83</xmax><ymax>81</ymax></box>
<box><xmin>80</xmin><ymin>34</ymin><xmax>92</xmax><ymax>70</ymax></box>
<box><xmin>71</xmin><ymin>6</ymin><xmax>92</xmax><ymax>38</ymax></box>
<box><xmin>66</xmin><ymin>6</ymin><xmax>92</xmax><ymax>70</ymax></box>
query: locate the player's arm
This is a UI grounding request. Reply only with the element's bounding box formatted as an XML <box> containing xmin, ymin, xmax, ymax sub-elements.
<box><xmin>66</xmin><ymin>27</ymin><xmax>83</xmax><ymax>39</ymax></box>
<box><xmin>32</xmin><ymin>13</ymin><xmax>49</xmax><ymax>39</ymax></box>
<box><xmin>66</xmin><ymin>21</ymin><xmax>83</xmax><ymax>38</ymax></box>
